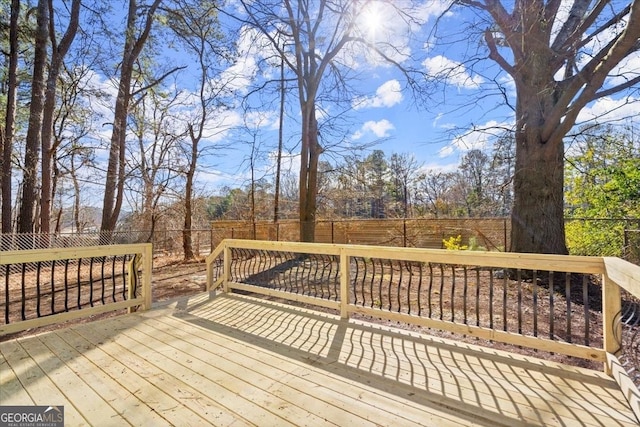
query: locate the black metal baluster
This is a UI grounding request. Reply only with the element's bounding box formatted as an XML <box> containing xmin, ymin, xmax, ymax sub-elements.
<box><xmin>77</xmin><ymin>258</ymin><xmax>82</xmax><ymax>309</ymax></box>
<box><xmin>311</xmin><ymin>254</ymin><xmax>319</xmax><ymax>298</ymax></box>
<box><xmin>439</xmin><ymin>264</ymin><xmax>445</xmax><ymax>321</ymax></box>
<box><xmin>265</xmin><ymin>251</ymin><xmax>274</xmax><ymax>289</ymax></box>
<box><xmin>89</xmin><ymin>258</ymin><xmax>95</xmax><ymax>307</ymax></box>
<box><xmin>388</xmin><ymin>259</ymin><xmax>393</xmax><ymax>311</ymax></box>
<box><xmin>463</xmin><ymin>267</ymin><xmax>468</xmax><ymax>325</ymax></box>
<box><xmin>112</xmin><ymin>256</ymin><xmax>117</xmax><ymax>302</ymax></box>
<box><xmin>450</xmin><ymin>265</ymin><xmax>456</xmax><ymax>322</ymax></box>
<box><xmin>532</xmin><ymin>270</ymin><xmax>538</xmax><ymax>337</ymax></box>
<box><xmin>427</xmin><ymin>263</ymin><xmax>434</xmax><ymax>318</ymax></box>
<box><xmin>275</xmin><ymin>252</ymin><xmax>284</xmax><ymax>291</ymax></box>
<box><xmin>475</xmin><ymin>268</ymin><xmax>480</xmax><ymax>327</ymax></box>
<box><xmin>64</xmin><ymin>259</ymin><xmax>70</xmax><ymax>311</ymax></box>
<box><xmin>36</xmin><ymin>262</ymin><xmax>42</xmax><ymax>318</ymax></box>
<box><xmin>21</xmin><ymin>263</ymin><xmax>27</xmax><ymax>320</ymax></box>
<box><xmin>51</xmin><ymin>260</ymin><xmax>56</xmax><ymax>314</ymax></box>
<box><xmin>502</xmin><ymin>270</ymin><xmax>508</xmax><ymax>332</ymax></box>
<box><xmin>246</xmin><ymin>249</ymin><xmax>254</xmax><ymax>283</ymax></box>
<box><xmin>583</xmin><ymin>274</ymin><xmax>590</xmax><ymax>346</ymax></box>
<box><xmin>391</xmin><ymin>260</ymin><xmax>399</xmax><ymax>313</ymax></box>
<box><xmin>289</xmin><ymin>252</ymin><xmax>297</xmax><ymax>294</ymax></box>
<box><xmin>296</xmin><ymin>253</ymin><xmax>305</xmax><ymax>294</ymax></box>
<box><xmin>122</xmin><ymin>256</ymin><xmax>127</xmax><ymax>300</ymax></box>
<box><xmin>352</xmin><ymin>257</ymin><xmax>360</xmax><ymax>306</ymax></box>
<box><xmin>416</xmin><ymin>263</ymin><xmax>423</xmax><ymax>316</ymax></box>
<box><xmin>101</xmin><ymin>258</ymin><xmax>106</xmax><ymax>305</ymax></box>
<box><xmin>488</xmin><ymin>269</ymin><xmax>494</xmax><ymax>329</ymax></box>
<box><xmin>565</xmin><ymin>272</ymin><xmax>572</xmax><ymax>343</ymax></box>
<box><xmin>378</xmin><ymin>259</ymin><xmax>385</xmax><ymax>311</ymax></box>
<box><xmin>405</xmin><ymin>262</ymin><xmax>412</xmax><ymax>315</ymax></box>
<box><xmin>4</xmin><ymin>264</ymin><xmax>10</xmax><ymax>324</ymax></box>
<box><xmin>549</xmin><ymin>271</ymin><xmax>555</xmax><ymax>339</ymax></box>
<box><xmin>326</xmin><ymin>255</ymin><xmax>333</xmax><ymax>300</ymax></box>
<box><xmin>517</xmin><ymin>269</ymin><xmax>522</xmax><ymax>335</ymax></box>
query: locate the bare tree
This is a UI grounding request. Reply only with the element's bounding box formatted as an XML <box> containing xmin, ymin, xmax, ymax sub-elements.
<box><xmin>17</xmin><ymin>0</ymin><xmax>48</xmax><ymax>234</ymax></box>
<box><xmin>165</xmin><ymin>0</ymin><xmax>229</xmax><ymax>259</ymax></box>
<box><xmin>416</xmin><ymin>170</ymin><xmax>456</xmax><ymax>218</ymax></box>
<box><xmin>232</xmin><ymin>0</ymin><xmax>423</xmax><ymax>241</ymax></box>
<box><xmin>100</xmin><ymin>0</ymin><xmax>162</xmax><ymax>238</ymax></box>
<box><xmin>39</xmin><ymin>0</ymin><xmax>81</xmax><ymax>235</ymax></box>
<box><xmin>1</xmin><ymin>0</ymin><xmax>21</xmax><ymax>235</ymax></box>
<box><xmin>451</xmin><ymin>0</ymin><xmax>640</xmax><ymax>253</ymax></box>
<box><xmin>388</xmin><ymin>153</ymin><xmax>421</xmax><ymax>218</ymax></box>
<box><xmin>127</xmin><ymin>87</ymin><xmax>183</xmax><ymax>241</ymax></box>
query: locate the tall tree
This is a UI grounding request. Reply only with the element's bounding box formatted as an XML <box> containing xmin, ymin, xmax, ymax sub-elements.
<box><xmin>233</xmin><ymin>0</ymin><xmax>423</xmax><ymax>241</ymax></box>
<box><xmin>1</xmin><ymin>0</ymin><xmax>20</xmax><ymax>235</ymax></box>
<box><xmin>40</xmin><ymin>0</ymin><xmax>81</xmax><ymax>235</ymax></box>
<box><xmin>166</xmin><ymin>0</ymin><xmax>227</xmax><ymax>260</ymax></box>
<box><xmin>127</xmin><ymin>87</ymin><xmax>182</xmax><ymax>240</ymax></box>
<box><xmin>17</xmin><ymin>0</ymin><xmax>48</xmax><ymax>234</ymax></box>
<box><xmin>388</xmin><ymin>153</ymin><xmax>421</xmax><ymax>218</ymax></box>
<box><xmin>453</xmin><ymin>0</ymin><xmax>640</xmax><ymax>254</ymax></box>
<box><xmin>100</xmin><ymin>0</ymin><xmax>162</xmax><ymax>238</ymax></box>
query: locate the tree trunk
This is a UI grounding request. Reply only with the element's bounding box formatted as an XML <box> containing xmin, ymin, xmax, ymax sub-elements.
<box><xmin>510</xmin><ymin>77</ymin><xmax>568</xmax><ymax>254</ymax></box>
<box><xmin>273</xmin><ymin>55</ymin><xmax>285</xmax><ymax>223</ymax></box>
<box><xmin>299</xmin><ymin>105</ymin><xmax>319</xmax><ymax>242</ymax></box>
<box><xmin>18</xmin><ymin>0</ymin><xmax>48</xmax><ymax>235</ymax></box>
<box><xmin>182</xmin><ymin>133</ymin><xmax>197</xmax><ymax>260</ymax></box>
<box><xmin>2</xmin><ymin>0</ymin><xmax>20</xmax><ymax>237</ymax></box>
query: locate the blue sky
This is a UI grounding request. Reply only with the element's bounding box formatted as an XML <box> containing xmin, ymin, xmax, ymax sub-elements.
<box><xmin>83</xmin><ymin>0</ymin><xmax>640</xmax><ymax>204</ymax></box>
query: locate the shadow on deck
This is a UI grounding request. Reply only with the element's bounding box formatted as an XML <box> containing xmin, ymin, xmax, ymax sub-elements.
<box><xmin>1</xmin><ymin>292</ymin><xmax>638</xmax><ymax>426</ymax></box>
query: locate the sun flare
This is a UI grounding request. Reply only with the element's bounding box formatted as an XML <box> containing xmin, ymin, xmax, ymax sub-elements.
<box><xmin>360</xmin><ymin>3</ymin><xmax>383</xmax><ymax>38</ymax></box>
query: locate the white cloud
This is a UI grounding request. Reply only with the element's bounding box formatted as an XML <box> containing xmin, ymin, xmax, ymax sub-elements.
<box><xmin>606</xmin><ymin>52</ymin><xmax>640</xmax><ymax>87</ymax></box>
<box><xmin>439</xmin><ymin>120</ymin><xmax>511</xmax><ymax>157</ymax></box>
<box><xmin>345</xmin><ymin>0</ymin><xmax>450</xmax><ymax>68</ymax></box>
<box><xmin>423</xmin><ymin>55</ymin><xmax>484</xmax><ymax>89</ymax></box>
<box><xmin>352</xmin><ymin>119</ymin><xmax>395</xmax><ymax>140</ymax></box>
<box><xmin>576</xmin><ymin>96</ymin><xmax>640</xmax><ymax>124</ymax></box>
<box><xmin>353</xmin><ymin>80</ymin><xmax>403</xmax><ymax>110</ymax></box>
<box><xmin>432</xmin><ymin>112</ymin><xmax>456</xmax><ymax>129</ymax></box>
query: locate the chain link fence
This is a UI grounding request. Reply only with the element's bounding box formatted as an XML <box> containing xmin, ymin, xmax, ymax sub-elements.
<box><xmin>0</xmin><ymin>229</ymin><xmax>213</xmax><ymax>257</ymax></box>
<box><xmin>624</xmin><ymin>229</ymin><xmax>640</xmax><ymax>265</ymax></box>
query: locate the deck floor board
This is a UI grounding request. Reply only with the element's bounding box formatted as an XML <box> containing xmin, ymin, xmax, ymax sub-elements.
<box><xmin>1</xmin><ymin>292</ymin><xmax>638</xmax><ymax>427</ymax></box>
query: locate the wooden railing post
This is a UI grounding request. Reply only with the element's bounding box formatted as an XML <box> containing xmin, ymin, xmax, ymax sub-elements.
<box><xmin>141</xmin><ymin>243</ymin><xmax>153</xmax><ymax>310</ymax></box>
<box><xmin>602</xmin><ymin>272</ymin><xmax>622</xmax><ymax>375</ymax></box>
<box><xmin>340</xmin><ymin>248</ymin><xmax>349</xmax><ymax>319</ymax></box>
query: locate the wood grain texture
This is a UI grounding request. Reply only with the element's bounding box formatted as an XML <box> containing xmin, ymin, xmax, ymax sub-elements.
<box><xmin>1</xmin><ymin>292</ymin><xmax>637</xmax><ymax>426</ymax></box>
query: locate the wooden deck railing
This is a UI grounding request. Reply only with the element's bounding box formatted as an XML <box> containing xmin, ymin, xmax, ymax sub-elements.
<box><xmin>0</xmin><ymin>243</ymin><xmax>153</xmax><ymax>336</ymax></box>
<box><xmin>205</xmin><ymin>240</ymin><xmax>640</xmax><ymax>381</ymax></box>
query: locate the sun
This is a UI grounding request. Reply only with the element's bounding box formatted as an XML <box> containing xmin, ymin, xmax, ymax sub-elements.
<box><xmin>359</xmin><ymin>3</ymin><xmax>383</xmax><ymax>38</ymax></box>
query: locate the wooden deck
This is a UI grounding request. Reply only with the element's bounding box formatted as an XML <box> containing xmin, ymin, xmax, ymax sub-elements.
<box><xmin>1</xmin><ymin>292</ymin><xmax>638</xmax><ymax>427</ymax></box>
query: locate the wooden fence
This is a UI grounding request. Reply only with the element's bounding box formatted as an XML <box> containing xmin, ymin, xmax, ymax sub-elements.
<box><xmin>211</xmin><ymin>218</ymin><xmax>511</xmax><ymax>250</ymax></box>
